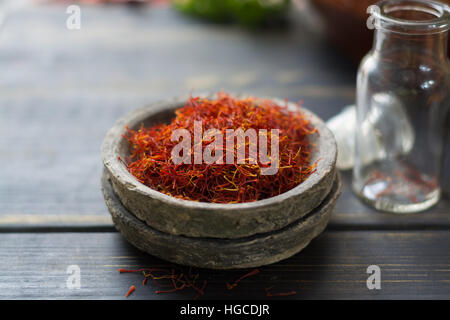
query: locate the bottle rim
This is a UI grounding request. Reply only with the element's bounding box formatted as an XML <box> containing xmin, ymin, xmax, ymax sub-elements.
<box><xmin>371</xmin><ymin>0</ymin><xmax>450</xmax><ymax>34</ymax></box>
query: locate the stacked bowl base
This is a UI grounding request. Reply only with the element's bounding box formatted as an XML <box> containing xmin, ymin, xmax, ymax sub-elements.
<box><xmin>101</xmin><ymin>97</ymin><xmax>341</xmax><ymax>269</ymax></box>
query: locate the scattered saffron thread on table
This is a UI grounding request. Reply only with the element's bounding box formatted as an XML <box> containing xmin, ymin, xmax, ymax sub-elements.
<box><xmin>123</xmin><ymin>92</ymin><xmax>317</xmax><ymax>203</ymax></box>
<box><xmin>226</xmin><ymin>268</ymin><xmax>260</xmax><ymax>290</ymax></box>
<box><xmin>119</xmin><ymin>267</ymin><xmax>297</xmax><ymax>299</ymax></box>
<box><xmin>119</xmin><ymin>267</ymin><xmax>207</xmax><ymax>300</ymax></box>
<box><xmin>193</xmin><ymin>280</ymin><xmax>208</xmax><ymax>300</ymax></box>
<box><xmin>265</xmin><ymin>286</ymin><xmax>297</xmax><ymax>297</ymax></box>
<box><xmin>125</xmin><ymin>285</ymin><xmax>136</xmax><ymax>298</ymax></box>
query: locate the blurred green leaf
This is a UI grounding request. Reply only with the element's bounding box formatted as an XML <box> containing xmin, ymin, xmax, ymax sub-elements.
<box><xmin>173</xmin><ymin>0</ymin><xmax>232</xmax><ymax>22</ymax></box>
<box><xmin>228</xmin><ymin>0</ymin><xmax>290</xmax><ymax>26</ymax></box>
<box><xmin>172</xmin><ymin>0</ymin><xmax>290</xmax><ymax>26</ymax></box>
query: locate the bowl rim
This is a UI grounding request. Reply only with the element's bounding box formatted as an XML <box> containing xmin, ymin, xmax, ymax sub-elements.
<box><xmin>101</xmin><ymin>94</ymin><xmax>337</xmax><ymax>210</ymax></box>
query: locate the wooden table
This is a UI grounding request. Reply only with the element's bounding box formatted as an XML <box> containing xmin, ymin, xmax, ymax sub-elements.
<box><xmin>1</xmin><ymin>2</ymin><xmax>449</xmax><ymax>300</ymax></box>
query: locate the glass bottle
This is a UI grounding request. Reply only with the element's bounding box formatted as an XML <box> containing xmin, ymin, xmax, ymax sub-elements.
<box><xmin>353</xmin><ymin>0</ymin><xmax>450</xmax><ymax>213</ymax></box>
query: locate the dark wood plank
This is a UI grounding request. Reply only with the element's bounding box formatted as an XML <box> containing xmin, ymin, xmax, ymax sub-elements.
<box><xmin>0</xmin><ymin>4</ymin><xmax>354</xmax><ymax>222</ymax></box>
<box><xmin>0</xmin><ymin>4</ymin><xmax>448</xmax><ymax>230</ymax></box>
<box><xmin>1</xmin><ymin>230</ymin><xmax>450</xmax><ymax>299</ymax></box>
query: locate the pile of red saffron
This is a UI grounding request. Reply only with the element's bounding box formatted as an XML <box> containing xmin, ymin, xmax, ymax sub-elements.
<box><xmin>124</xmin><ymin>93</ymin><xmax>317</xmax><ymax>203</ymax></box>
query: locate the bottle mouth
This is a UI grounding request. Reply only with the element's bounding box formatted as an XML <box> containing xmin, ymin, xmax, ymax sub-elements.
<box><xmin>371</xmin><ymin>0</ymin><xmax>450</xmax><ymax>34</ymax></box>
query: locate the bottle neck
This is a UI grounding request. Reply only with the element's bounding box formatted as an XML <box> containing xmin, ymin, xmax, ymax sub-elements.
<box><xmin>373</xmin><ymin>28</ymin><xmax>448</xmax><ymax>63</ymax></box>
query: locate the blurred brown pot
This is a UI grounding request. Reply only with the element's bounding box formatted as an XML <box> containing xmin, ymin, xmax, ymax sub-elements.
<box><xmin>310</xmin><ymin>0</ymin><xmax>450</xmax><ymax>63</ymax></box>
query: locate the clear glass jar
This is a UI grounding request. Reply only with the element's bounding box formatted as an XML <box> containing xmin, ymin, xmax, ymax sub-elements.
<box><xmin>353</xmin><ymin>0</ymin><xmax>450</xmax><ymax>213</ymax></box>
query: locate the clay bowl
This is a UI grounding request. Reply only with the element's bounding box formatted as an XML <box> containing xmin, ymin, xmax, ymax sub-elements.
<box><xmin>101</xmin><ymin>95</ymin><xmax>337</xmax><ymax>239</ymax></box>
<box><xmin>102</xmin><ymin>169</ymin><xmax>342</xmax><ymax>269</ymax></box>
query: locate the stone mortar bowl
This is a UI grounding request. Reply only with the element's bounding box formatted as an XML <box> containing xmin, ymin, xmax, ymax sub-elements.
<box><xmin>101</xmin><ymin>95</ymin><xmax>337</xmax><ymax>239</ymax></box>
<box><xmin>102</xmin><ymin>169</ymin><xmax>342</xmax><ymax>269</ymax></box>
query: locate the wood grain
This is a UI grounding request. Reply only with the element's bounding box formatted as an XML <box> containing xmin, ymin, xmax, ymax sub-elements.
<box><xmin>0</xmin><ymin>5</ymin><xmax>447</xmax><ymax>230</ymax></box>
<box><xmin>0</xmin><ymin>5</ymin><xmax>450</xmax><ymax>230</ymax></box>
<box><xmin>0</xmin><ymin>5</ymin><xmax>352</xmax><ymax>220</ymax></box>
<box><xmin>1</xmin><ymin>231</ymin><xmax>450</xmax><ymax>299</ymax></box>
<box><xmin>0</xmin><ymin>3</ymin><xmax>449</xmax><ymax>300</ymax></box>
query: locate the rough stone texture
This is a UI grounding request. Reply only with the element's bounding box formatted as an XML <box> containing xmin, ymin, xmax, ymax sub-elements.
<box><xmin>101</xmin><ymin>170</ymin><xmax>342</xmax><ymax>269</ymax></box>
<box><xmin>101</xmin><ymin>96</ymin><xmax>338</xmax><ymax>239</ymax></box>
